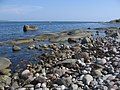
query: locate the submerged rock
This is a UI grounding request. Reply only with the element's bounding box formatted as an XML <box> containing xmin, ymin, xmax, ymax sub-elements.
<box><xmin>12</xmin><ymin>45</ymin><xmax>21</xmax><ymax>51</ymax></box>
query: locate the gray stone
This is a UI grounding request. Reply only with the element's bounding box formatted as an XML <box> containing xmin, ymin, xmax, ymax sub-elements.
<box><xmin>0</xmin><ymin>57</ymin><xmax>11</xmax><ymax>70</ymax></box>
<box><xmin>70</xmin><ymin>84</ymin><xmax>78</xmax><ymax>90</ymax></box>
<box><xmin>11</xmin><ymin>81</ymin><xmax>19</xmax><ymax>89</ymax></box>
<box><xmin>21</xmin><ymin>69</ymin><xmax>31</xmax><ymax>79</ymax></box>
<box><xmin>23</xmin><ymin>25</ymin><xmax>38</xmax><ymax>32</ymax></box>
<box><xmin>62</xmin><ymin>76</ymin><xmax>72</xmax><ymax>86</ymax></box>
<box><xmin>56</xmin><ymin>59</ymin><xmax>77</xmax><ymax>65</ymax></box>
<box><xmin>83</xmin><ymin>74</ymin><xmax>93</xmax><ymax>85</ymax></box>
<box><xmin>96</xmin><ymin>58</ymin><xmax>106</xmax><ymax>65</ymax></box>
<box><xmin>35</xmin><ymin>83</ymin><xmax>41</xmax><ymax>88</ymax></box>
<box><xmin>25</xmin><ymin>84</ymin><xmax>34</xmax><ymax>88</ymax></box>
<box><xmin>93</xmin><ymin>69</ymin><xmax>103</xmax><ymax>76</ymax></box>
<box><xmin>103</xmin><ymin>86</ymin><xmax>108</xmax><ymax>90</ymax></box>
<box><xmin>0</xmin><ymin>75</ymin><xmax>11</xmax><ymax>85</ymax></box>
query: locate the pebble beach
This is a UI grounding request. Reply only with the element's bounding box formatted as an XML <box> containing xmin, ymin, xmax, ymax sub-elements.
<box><xmin>0</xmin><ymin>25</ymin><xmax>120</xmax><ymax>90</ymax></box>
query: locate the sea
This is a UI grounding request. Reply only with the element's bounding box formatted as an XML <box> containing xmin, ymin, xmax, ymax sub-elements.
<box><xmin>0</xmin><ymin>21</ymin><xmax>120</xmax><ymax>41</ymax></box>
<box><xmin>0</xmin><ymin>21</ymin><xmax>120</xmax><ymax>71</ymax></box>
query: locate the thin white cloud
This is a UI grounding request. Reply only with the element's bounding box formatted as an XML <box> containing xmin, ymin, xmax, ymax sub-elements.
<box><xmin>0</xmin><ymin>5</ymin><xmax>43</xmax><ymax>15</ymax></box>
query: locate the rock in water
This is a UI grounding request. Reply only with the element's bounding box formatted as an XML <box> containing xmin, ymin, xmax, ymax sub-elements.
<box><xmin>0</xmin><ymin>57</ymin><xmax>11</xmax><ymax>70</ymax></box>
<box><xmin>83</xmin><ymin>74</ymin><xmax>93</xmax><ymax>85</ymax></box>
<box><xmin>23</xmin><ymin>25</ymin><xmax>38</xmax><ymax>32</ymax></box>
<box><xmin>12</xmin><ymin>45</ymin><xmax>21</xmax><ymax>51</ymax></box>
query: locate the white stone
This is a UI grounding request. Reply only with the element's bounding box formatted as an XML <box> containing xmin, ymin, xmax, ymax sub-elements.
<box><xmin>41</xmin><ymin>83</ymin><xmax>46</xmax><ymax>88</ymax></box>
<box><xmin>61</xmin><ymin>85</ymin><xmax>66</xmax><ymax>90</ymax></box>
<box><xmin>96</xmin><ymin>58</ymin><xmax>106</xmax><ymax>65</ymax></box>
<box><xmin>71</xmin><ymin>84</ymin><xmax>78</xmax><ymax>90</ymax></box>
<box><xmin>35</xmin><ymin>73</ymin><xmax>40</xmax><ymax>77</ymax></box>
<box><xmin>18</xmin><ymin>88</ymin><xmax>26</xmax><ymax>90</ymax></box>
<box><xmin>78</xmin><ymin>60</ymin><xmax>86</xmax><ymax>66</ymax></box>
<box><xmin>21</xmin><ymin>69</ymin><xmax>30</xmax><ymax>76</ymax></box>
<box><xmin>82</xmin><ymin>70</ymin><xmax>88</xmax><ymax>74</ymax></box>
<box><xmin>83</xmin><ymin>74</ymin><xmax>93</xmax><ymax>85</ymax></box>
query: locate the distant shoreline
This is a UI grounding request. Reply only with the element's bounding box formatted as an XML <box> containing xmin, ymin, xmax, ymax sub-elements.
<box><xmin>0</xmin><ymin>20</ymin><xmax>103</xmax><ymax>23</ymax></box>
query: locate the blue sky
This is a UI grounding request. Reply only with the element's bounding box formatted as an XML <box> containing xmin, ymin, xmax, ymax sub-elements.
<box><xmin>0</xmin><ymin>0</ymin><xmax>120</xmax><ymax>21</ymax></box>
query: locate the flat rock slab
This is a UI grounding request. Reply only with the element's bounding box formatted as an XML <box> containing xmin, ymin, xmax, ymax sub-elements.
<box><xmin>0</xmin><ymin>57</ymin><xmax>11</xmax><ymax>70</ymax></box>
<box><xmin>56</xmin><ymin>59</ymin><xmax>77</xmax><ymax>65</ymax></box>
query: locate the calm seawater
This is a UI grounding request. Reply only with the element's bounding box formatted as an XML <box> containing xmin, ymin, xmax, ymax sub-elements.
<box><xmin>0</xmin><ymin>21</ymin><xmax>120</xmax><ymax>41</ymax></box>
<box><xmin>0</xmin><ymin>22</ymin><xmax>120</xmax><ymax>71</ymax></box>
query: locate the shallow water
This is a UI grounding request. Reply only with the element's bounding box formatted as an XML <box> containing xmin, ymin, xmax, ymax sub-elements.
<box><xmin>0</xmin><ymin>21</ymin><xmax>120</xmax><ymax>41</ymax></box>
<box><xmin>0</xmin><ymin>22</ymin><xmax>120</xmax><ymax>70</ymax></box>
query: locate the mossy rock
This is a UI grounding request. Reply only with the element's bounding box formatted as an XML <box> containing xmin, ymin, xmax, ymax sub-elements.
<box><xmin>0</xmin><ymin>69</ymin><xmax>11</xmax><ymax>76</ymax></box>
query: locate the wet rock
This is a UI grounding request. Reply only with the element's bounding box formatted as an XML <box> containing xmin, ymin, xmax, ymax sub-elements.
<box><xmin>12</xmin><ymin>45</ymin><xmax>21</xmax><ymax>51</ymax></box>
<box><xmin>35</xmin><ymin>45</ymin><xmax>41</xmax><ymax>50</ymax></box>
<box><xmin>23</xmin><ymin>25</ymin><xmax>38</xmax><ymax>32</ymax></box>
<box><xmin>83</xmin><ymin>74</ymin><xmax>93</xmax><ymax>85</ymax></box>
<box><xmin>28</xmin><ymin>44</ymin><xmax>35</xmax><ymax>49</ymax></box>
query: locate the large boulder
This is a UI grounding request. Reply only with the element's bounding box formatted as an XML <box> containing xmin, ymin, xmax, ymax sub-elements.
<box><xmin>0</xmin><ymin>57</ymin><xmax>11</xmax><ymax>70</ymax></box>
<box><xmin>23</xmin><ymin>25</ymin><xmax>38</xmax><ymax>32</ymax></box>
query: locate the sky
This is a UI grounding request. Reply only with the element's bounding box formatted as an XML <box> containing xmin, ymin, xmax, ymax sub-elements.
<box><xmin>0</xmin><ymin>0</ymin><xmax>120</xmax><ymax>21</ymax></box>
